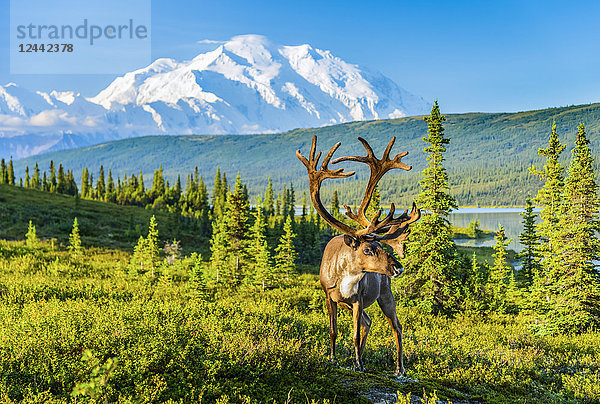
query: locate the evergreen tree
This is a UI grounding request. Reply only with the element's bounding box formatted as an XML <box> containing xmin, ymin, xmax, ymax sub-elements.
<box><xmin>97</xmin><ymin>165</ymin><xmax>106</xmax><ymax>200</ymax></box>
<box><xmin>25</xmin><ymin>166</ymin><xmax>30</xmax><ymax>188</ymax></box>
<box><xmin>42</xmin><ymin>171</ymin><xmax>48</xmax><ymax>192</ymax></box>
<box><xmin>106</xmin><ymin>169</ymin><xmax>116</xmax><ymax>203</ymax></box>
<box><xmin>8</xmin><ymin>157</ymin><xmax>15</xmax><ymax>185</ymax></box>
<box><xmin>288</xmin><ymin>183</ymin><xmax>296</xmax><ymax>219</ymax></box>
<box><xmin>517</xmin><ymin>198</ymin><xmax>540</xmax><ymax>287</ymax></box>
<box><xmin>275</xmin><ymin>215</ymin><xmax>298</xmax><ymax>280</ymax></box>
<box><xmin>81</xmin><ymin>167</ymin><xmax>89</xmax><ymax>198</ymax></box>
<box><xmin>68</xmin><ymin>217</ymin><xmax>82</xmax><ymax>258</ymax></box>
<box><xmin>57</xmin><ymin>164</ymin><xmax>66</xmax><ymax>194</ymax></box>
<box><xmin>25</xmin><ymin>220</ymin><xmax>39</xmax><ymax>249</ymax></box>
<box><xmin>462</xmin><ymin>252</ymin><xmax>489</xmax><ymax>314</ymax></box>
<box><xmin>247</xmin><ymin>202</ymin><xmax>272</xmax><ymax>290</ymax></box>
<box><xmin>549</xmin><ymin>124</ymin><xmax>600</xmax><ymax>332</ymax></box>
<box><xmin>330</xmin><ymin>190</ymin><xmax>341</xmax><ymax>221</ymax></box>
<box><xmin>138</xmin><ymin>170</ymin><xmax>145</xmax><ymax>195</ymax></box>
<box><xmin>488</xmin><ymin>224</ymin><xmax>512</xmax><ymax>313</ymax></box>
<box><xmin>144</xmin><ymin>215</ymin><xmax>160</xmax><ymax>277</ymax></box>
<box><xmin>0</xmin><ymin>158</ymin><xmax>6</xmax><ymax>184</ymax></box>
<box><xmin>301</xmin><ymin>191</ymin><xmax>308</xmax><ymax>220</ymax></box>
<box><xmin>264</xmin><ymin>177</ymin><xmax>275</xmax><ymax>216</ymax></box>
<box><xmin>209</xmin><ymin>213</ymin><xmax>230</xmax><ymax>285</ymax></box>
<box><xmin>49</xmin><ymin>161</ymin><xmax>57</xmax><ymax>192</ymax></box>
<box><xmin>529</xmin><ymin>121</ymin><xmax>566</xmax><ymax>316</ymax></box>
<box><xmin>400</xmin><ymin>101</ymin><xmax>460</xmax><ymax>315</ymax></box>
<box><xmin>223</xmin><ymin>173</ymin><xmax>250</xmax><ymax>285</ymax></box>
<box><xmin>365</xmin><ymin>184</ymin><xmax>381</xmax><ymax>220</ymax></box>
<box><xmin>150</xmin><ymin>165</ymin><xmax>166</xmax><ymax>201</ymax></box>
<box><xmin>188</xmin><ymin>253</ymin><xmax>207</xmax><ymax>296</ymax></box>
<box><xmin>31</xmin><ymin>163</ymin><xmax>40</xmax><ymax>190</ymax></box>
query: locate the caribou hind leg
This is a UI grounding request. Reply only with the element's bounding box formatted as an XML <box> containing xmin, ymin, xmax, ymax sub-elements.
<box><xmin>377</xmin><ymin>291</ymin><xmax>405</xmax><ymax>376</ymax></box>
<box><xmin>325</xmin><ymin>296</ymin><xmax>338</xmax><ymax>361</ymax></box>
<box><xmin>359</xmin><ymin>311</ymin><xmax>371</xmax><ymax>357</ymax></box>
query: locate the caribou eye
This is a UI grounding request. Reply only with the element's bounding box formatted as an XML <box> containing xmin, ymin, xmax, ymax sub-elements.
<box><xmin>363</xmin><ymin>247</ymin><xmax>374</xmax><ymax>256</ymax></box>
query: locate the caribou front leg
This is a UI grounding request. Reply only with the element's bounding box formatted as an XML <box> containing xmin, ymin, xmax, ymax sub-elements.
<box><xmin>325</xmin><ymin>296</ymin><xmax>338</xmax><ymax>361</ymax></box>
<box><xmin>352</xmin><ymin>300</ymin><xmax>365</xmax><ymax>372</ymax></box>
<box><xmin>378</xmin><ymin>292</ymin><xmax>405</xmax><ymax>376</ymax></box>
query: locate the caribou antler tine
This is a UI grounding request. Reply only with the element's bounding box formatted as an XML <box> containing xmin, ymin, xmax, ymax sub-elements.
<box><xmin>382</xmin><ymin>137</ymin><xmax>396</xmax><ymax>160</ymax></box>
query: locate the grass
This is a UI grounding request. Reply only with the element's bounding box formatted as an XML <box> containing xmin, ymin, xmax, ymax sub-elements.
<box><xmin>0</xmin><ymin>184</ymin><xmax>208</xmax><ymax>256</ymax></box>
<box><xmin>1</xmin><ymin>238</ymin><xmax>599</xmax><ymax>403</ymax></box>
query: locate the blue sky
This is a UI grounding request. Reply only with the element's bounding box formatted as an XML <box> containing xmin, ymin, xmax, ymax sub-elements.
<box><xmin>2</xmin><ymin>0</ymin><xmax>600</xmax><ymax>113</ymax></box>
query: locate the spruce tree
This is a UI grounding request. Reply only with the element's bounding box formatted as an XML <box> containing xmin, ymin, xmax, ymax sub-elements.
<box><xmin>549</xmin><ymin>124</ymin><xmax>600</xmax><ymax>332</ymax></box>
<box><xmin>150</xmin><ymin>166</ymin><xmax>165</xmax><ymax>201</ymax></box>
<box><xmin>49</xmin><ymin>161</ymin><xmax>57</xmax><ymax>192</ymax></box>
<box><xmin>25</xmin><ymin>166</ymin><xmax>30</xmax><ymax>188</ymax></box>
<box><xmin>488</xmin><ymin>224</ymin><xmax>512</xmax><ymax>313</ymax></box>
<box><xmin>400</xmin><ymin>101</ymin><xmax>460</xmax><ymax>315</ymax></box>
<box><xmin>25</xmin><ymin>220</ymin><xmax>39</xmax><ymax>249</ymax></box>
<box><xmin>0</xmin><ymin>158</ymin><xmax>6</xmax><ymax>184</ymax></box>
<box><xmin>68</xmin><ymin>217</ymin><xmax>82</xmax><ymax>258</ymax></box>
<box><xmin>188</xmin><ymin>253</ymin><xmax>207</xmax><ymax>297</ymax></box>
<box><xmin>463</xmin><ymin>252</ymin><xmax>489</xmax><ymax>314</ymax></box>
<box><xmin>517</xmin><ymin>198</ymin><xmax>540</xmax><ymax>287</ymax></box>
<box><xmin>106</xmin><ymin>169</ymin><xmax>116</xmax><ymax>202</ymax></box>
<box><xmin>144</xmin><ymin>215</ymin><xmax>160</xmax><ymax>277</ymax></box>
<box><xmin>8</xmin><ymin>157</ymin><xmax>15</xmax><ymax>185</ymax></box>
<box><xmin>365</xmin><ymin>184</ymin><xmax>381</xmax><ymax>221</ymax></box>
<box><xmin>32</xmin><ymin>163</ymin><xmax>41</xmax><ymax>190</ymax></box>
<box><xmin>275</xmin><ymin>215</ymin><xmax>297</xmax><ymax>280</ymax></box>
<box><xmin>248</xmin><ymin>202</ymin><xmax>272</xmax><ymax>290</ymax></box>
<box><xmin>224</xmin><ymin>173</ymin><xmax>250</xmax><ymax>285</ymax></box>
<box><xmin>81</xmin><ymin>168</ymin><xmax>89</xmax><ymax>198</ymax></box>
<box><xmin>330</xmin><ymin>190</ymin><xmax>341</xmax><ymax>221</ymax></box>
<box><xmin>264</xmin><ymin>177</ymin><xmax>275</xmax><ymax>216</ymax></box>
<box><xmin>529</xmin><ymin>121</ymin><xmax>566</xmax><ymax>316</ymax></box>
<box><xmin>209</xmin><ymin>213</ymin><xmax>230</xmax><ymax>285</ymax></box>
<box><xmin>97</xmin><ymin>166</ymin><xmax>106</xmax><ymax>200</ymax></box>
<box><xmin>57</xmin><ymin>164</ymin><xmax>66</xmax><ymax>194</ymax></box>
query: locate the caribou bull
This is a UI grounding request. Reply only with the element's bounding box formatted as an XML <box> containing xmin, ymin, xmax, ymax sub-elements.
<box><xmin>297</xmin><ymin>136</ymin><xmax>420</xmax><ymax>376</ymax></box>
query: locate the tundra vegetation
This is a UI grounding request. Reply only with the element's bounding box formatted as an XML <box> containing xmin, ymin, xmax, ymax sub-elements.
<box><xmin>0</xmin><ymin>103</ymin><xmax>599</xmax><ymax>403</ymax></box>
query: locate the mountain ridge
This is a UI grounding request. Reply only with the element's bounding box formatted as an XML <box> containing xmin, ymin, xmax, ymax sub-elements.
<box><xmin>12</xmin><ymin>102</ymin><xmax>600</xmax><ymax>207</ymax></box>
<box><xmin>0</xmin><ymin>34</ymin><xmax>430</xmax><ymax>159</ymax></box>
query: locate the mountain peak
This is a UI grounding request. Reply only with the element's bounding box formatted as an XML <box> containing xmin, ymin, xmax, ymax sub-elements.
<box><xmin>1</xmin><ymin>35</ymin><xmax>431</xmax><ymax>159</ymax></box>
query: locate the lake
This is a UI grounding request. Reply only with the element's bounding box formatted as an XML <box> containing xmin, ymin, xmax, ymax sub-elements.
<box><xmin>294</xmin><ymin>206</ymin><xmax>538</xmax><ymax>252</ymax></box>
<box><xmin>449</xmin><ymin>208</ymin><xmax>539</xmax><ymax>252</ymax></box>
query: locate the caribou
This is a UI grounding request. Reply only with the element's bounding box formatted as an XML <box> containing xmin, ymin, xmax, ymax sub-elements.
<box><xmin>297</xmin><ymin>136</ymin><xmax>420</xmax><ymax>376</ymax></box>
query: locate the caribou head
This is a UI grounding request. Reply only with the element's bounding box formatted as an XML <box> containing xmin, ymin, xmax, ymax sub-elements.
<box><xmin>297</xmin><ymin>135</ymin><xmax>420</xmax><ymax>376</ymax></box>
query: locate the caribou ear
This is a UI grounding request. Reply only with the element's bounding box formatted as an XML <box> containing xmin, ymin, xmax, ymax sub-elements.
<box><xmin>343</xmin><ymin>235</ymin><xmax>360</xmax><ymax>249</ymax></box>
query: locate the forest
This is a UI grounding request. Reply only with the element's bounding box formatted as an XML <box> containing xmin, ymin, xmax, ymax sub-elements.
<box><xmin>1</xmin><ymin>102</ymin><xmax>600</xmax><ymax>403</ymax></box>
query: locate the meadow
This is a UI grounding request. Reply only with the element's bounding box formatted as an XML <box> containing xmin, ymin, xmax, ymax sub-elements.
<box><xmin>1</xmin><ymin>235</ymin><xmax>599</xmax><ymax>403</ymax></box>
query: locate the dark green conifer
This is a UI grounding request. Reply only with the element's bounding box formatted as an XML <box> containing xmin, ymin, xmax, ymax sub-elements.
<box><xmin>400</xmin><ymin>101</ymin><xmax>460</xmax><ymax>315</ymax></box>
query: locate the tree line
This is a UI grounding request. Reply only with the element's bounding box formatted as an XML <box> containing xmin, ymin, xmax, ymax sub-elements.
<box><xmin>400</xmin><ymin>102</ymin><xmax>600</xmax><ymax>333</ymax></box>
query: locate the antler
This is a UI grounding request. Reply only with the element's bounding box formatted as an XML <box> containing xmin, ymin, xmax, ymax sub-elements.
<box><xmin>374</xmin><ymin>203</ymin><xmax>421</xmax><ymax>258</ymax></box>
<box><xmin>296</xmin><ymin>136</ymin><xmax>360</xmax><ymax>237</ymax></box>
<box><xmin>332</xmin><ymin>137</ymin><xmax>412</xmax><ymax>235</ymax></box>
<box><xmin>297</xmin><ymin>136</ymin><xmax>421</xmax><ymax>246</ymax></box>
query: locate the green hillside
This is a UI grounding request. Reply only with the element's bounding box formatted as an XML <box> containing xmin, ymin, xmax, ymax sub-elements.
<box><xmin>13</xmin><ymin>102</ymin><xmax>600</xmax><ymax>206</ymax></box>
<box><xmin>0</xmin><ymin>184</ymin><xmax>207</xmax><ymax>254</ymax></box>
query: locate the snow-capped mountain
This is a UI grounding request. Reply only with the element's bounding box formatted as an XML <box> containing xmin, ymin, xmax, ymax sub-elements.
<box><xmin>0</xmin><ymin>35</ymin><xmax>430</xmax><ymax>159</ymax></box>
